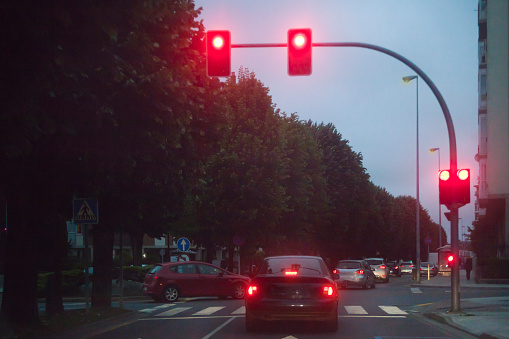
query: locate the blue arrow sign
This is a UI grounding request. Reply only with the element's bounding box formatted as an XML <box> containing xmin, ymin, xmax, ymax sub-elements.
<box><xmin>177</xmin><ymin>237</ymin><xmax>190</xmax><ymax>252</ymax></box>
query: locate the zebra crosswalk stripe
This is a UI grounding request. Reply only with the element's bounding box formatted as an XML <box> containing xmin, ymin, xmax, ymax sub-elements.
<box><xmin>157</xmin><ymin>307</ymin><xmax>192</xmax><ymax>317</ymax></box>
<box><xmin>231</xmin><ymin>306</ymin><xmax>245</xmax><ymax>315</ymax></box>
<box><xmin>379</xmin><ymin>306</ymin><xmax>408</xmax><ymax>315</ymax></box>
<box><xmin>344</xmin><ymin>306</ymin><xmax>368</xmax><ymax>315</ymax></box>
<box><xmin>193</xmin><ymin>306</ymin><xmax>225</xmax><ymax>316</ymax></box>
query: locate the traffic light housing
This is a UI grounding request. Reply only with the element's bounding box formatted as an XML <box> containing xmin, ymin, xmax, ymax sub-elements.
<box><xmin>288</xmin><ymin>28</ymin><xmax>312</xmax><ymax>76</ymax></box>
<box><xmin>206</xmin><ymin>30</ymin><xmax>231</xmax><ymax>77</ymax></box>
<box><xmin>438</xmin><ymin>169</ymin><xmax>470</xmax><ymax>207</ymax></box>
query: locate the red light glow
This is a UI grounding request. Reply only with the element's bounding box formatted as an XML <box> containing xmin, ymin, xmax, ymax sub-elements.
<box><xmin>323</xmin><ymin>286</ymin><xmax>334</xmax><ymax>296</ymax></box>
<box><xmin>285</xmin><ymin>271</ymin><xmax>298</xmax><ymax>276</ymax></box>
<box><xmin>292</xmin><ymin>34</ymin><xmax>307</xmax><ymax>48</ymax></box>
<box><xmin>248</xmin><ymin>286</ymin><xmax>258</xmax><ymax>295</ymax></box>
<box><xmin>212</xmin><ymin>36</ymin><xmax>224</xmax><ymax>49</ymax></box>
<box><xmin>439</xmin><ymin>170</ymin><xmax>450</xmax><ymax>181</ymax></box>
<box><xmin>379</xmin><ymin>265</ymin><xmax>386</xmax><ymax>269</ymax></box>
<box><xmin>458</xmin><ymin>169</ymin><xmax>469</xmax><ymax>180</ymax></box>
<box><xmin>356</xmin><ymin>269</ymin><xmax>364</xmax><ymax>275</ymax></box>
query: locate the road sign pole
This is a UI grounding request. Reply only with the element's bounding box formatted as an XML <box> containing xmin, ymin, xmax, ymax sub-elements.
<box><xmin>83</xmin><ymin>224</ymin><xmax>90</xmax><ymax>313</ymax></box>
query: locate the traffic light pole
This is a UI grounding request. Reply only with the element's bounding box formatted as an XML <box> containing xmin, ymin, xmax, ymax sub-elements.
<box><xmin>231</xmin><ymin>41</ymin><xmax>461</xmax><ymax>313</ymax></box>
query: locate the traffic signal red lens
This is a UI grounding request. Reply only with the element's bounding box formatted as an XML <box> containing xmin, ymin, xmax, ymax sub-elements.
<box><xmin>212</xmin><ymin>36</ymin><xmax>225</xmax><ymax>49</ymax></box>
<box><xmin>292</xmin><ymin>34</ymin><xmax>307</xmax><ymax>48</ymax></box>
<box><xmin>458</xmin><ymin>169</ymin><xmax>469</xmax><ymax>181</ymax></box>
<box><xmin>447</xmin><ymin>255</ymin><xmax>454</xmax><ymax>262</ymax></box>
<box><xmin>439</xmin><ymin>170</ymin><xmax>450</xmax><ymax>181</ymax></box>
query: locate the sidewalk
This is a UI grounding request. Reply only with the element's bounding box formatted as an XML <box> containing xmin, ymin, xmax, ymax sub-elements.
<box><xmin>410</xmin><ymin>270</ymin><xmax>509</xmax><ymax>339</ymax></box>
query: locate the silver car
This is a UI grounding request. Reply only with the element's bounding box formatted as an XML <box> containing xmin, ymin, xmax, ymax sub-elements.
<box><xmin>334</xmin><ymin>260</ymin><xmax>376</xmax><ymax>289</ymax></box>
<box><xmin>364</xmin><ymin>258</ymin><xmax>390</xmax><ymax>283</ymax></box>
<box><xmin>400</xmin><ymin>261</ymin><xmax>414</xmax><ymax>274</ymax></box>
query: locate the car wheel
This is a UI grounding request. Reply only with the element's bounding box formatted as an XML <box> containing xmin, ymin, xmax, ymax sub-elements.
<box><xmin>371</xmin><ymin>280</ymin><xmax>376</xmax><ymax>288</ymax></box>
<box><xmin>231</xmin><ymin>282</ymin><xmax>246</xmax><ymax>299</ymax></box>
<box><xmin>362</xmin><ymin>280</ymin><xmax>368</xmax><ymax>289</ymax></box>
<box><xmin>163</xmin><ymin>285</ymin><xmax>180</xmax><ymax>302</ymax></box>
<box><xmin>245</xmin><ymin>311</ymin><xmax>259</xmax><ymax>332</ymax></box>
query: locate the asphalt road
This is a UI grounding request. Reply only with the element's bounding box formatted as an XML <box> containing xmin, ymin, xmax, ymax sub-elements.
<box><xmin>59</xmin><ymin>274</ymin><xmax>509</xmax><ymax>339</ymax></box>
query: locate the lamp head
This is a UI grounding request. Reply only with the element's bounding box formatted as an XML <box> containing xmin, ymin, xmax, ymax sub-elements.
<box><xmin>403</xmin><ymin>75</ymin><xmax>418</xmax><ymax>83</ymax></box>
<box><xmin>429</xmin><ymin>147</ymin><xmax>439</xmax><ymax>153</ymax></box>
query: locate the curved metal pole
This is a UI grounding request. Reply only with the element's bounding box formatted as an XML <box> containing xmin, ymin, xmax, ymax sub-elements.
<box><xmin>315</xmin><ymin>42</ymin><xmax>460</xmax><ymax>312</ymax></box>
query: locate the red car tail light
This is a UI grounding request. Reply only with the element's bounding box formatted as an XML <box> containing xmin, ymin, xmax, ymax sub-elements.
<box><xmin>247</xmin><ymin>285</ymin><xmax>258</xmax><ymax>296</ymax></box>
<box><xmin>409</xmin><ymin>265</ymin><xmax>414</xmax><ymax>268</ymax></box>
<box><xmin>379</xmin><ymin>265</ymin><xmax>386</xmax><ymax>269</ymax></box>
<box><xmin>356</xmin><ymin>269</ymin><xmax>364</xmax><ymax>275</ymax></box>
<box><xmin>322</xmin><ymin>285</ymin><xmax>334</xmax><ymax>297</ymax></box>
<box><xmin>285</xmin><ymin>271</ymin><xmax>298</xmax><ymax>276</ymax></box>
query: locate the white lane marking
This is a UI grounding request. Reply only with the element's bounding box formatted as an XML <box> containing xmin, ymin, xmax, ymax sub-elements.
<box><xmin>345</xmin><ymin>306</ymin><xmax>368</xmax><ymax>315</ymax></box>
<box><xmin>379</xmin><ymin>306</ymin><xmax>408</xmax><ymax>315</ymax></box>
<box><xmin>411</xmin><ymin>287</ymin><xmax>423</xmax><ymax>293</ymax></box>
<box><xmin>140</xmin><ymin>303</ymin><xmax>175</xmax><ymax>313</ymax></box>
<box><xmin>156</xmin><ymin>307</ymin><xmax>192</xmax><ymax>317</ymax></box>
<box><xmin>201</xmin><ymin>317</ymin><xmax>236</xmax><ymax>339</ymax></box>
<box><xmin>193</xmin><ymin>306</ymin><xmax>225</xmax><ymax>316</ymax></box>
<box><xmin>231</xmin><ymin>306</ymin><xmax>245</xmax><ymax>315</ymax></box>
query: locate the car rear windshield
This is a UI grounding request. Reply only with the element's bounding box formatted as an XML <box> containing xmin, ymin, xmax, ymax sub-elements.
<box><xmin>336</xmin><ymin>262</ymin><xmax>361</xmax><ymax>269</ymax></box>
<box><xmin>365</xmin><ymin>259</ymin><xmax>383</xmax><ymax>265</ymax></box>
<box><xmin>259</xmin><ymin>257</ymin><xmax>324</xmax><ymax>276</ymax></box>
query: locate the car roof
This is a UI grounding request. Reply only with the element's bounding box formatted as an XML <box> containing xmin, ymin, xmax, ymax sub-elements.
<box><xmin>158</xmin><ymin>261</ymin><xmax>217</xmax><ymax>267</ymax></box>
<box><xmin>364</xmin><ymin>258</ymin><xmax>384</xmax><ymax>260</ymax></box>
<box><xmin>338</xmin><ymin>259</ymin><xmax>363</xmax><ymax>262</ymax></box>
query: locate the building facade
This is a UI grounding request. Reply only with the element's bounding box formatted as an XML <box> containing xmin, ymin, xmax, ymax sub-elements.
<box><xmin>475</xmin><ymin>0</ymin><xmax>509</xmax><ymax>257</ymax></box>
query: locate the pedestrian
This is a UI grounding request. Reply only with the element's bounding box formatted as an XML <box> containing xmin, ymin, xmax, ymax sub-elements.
<box><xmin>465</xmin><ymin>257</ymin><xmax>473</xmax><ymax>280</ymax></box>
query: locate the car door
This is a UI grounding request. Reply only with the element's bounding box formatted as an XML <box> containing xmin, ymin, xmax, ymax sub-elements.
<box><xmin>170</xmin><ymin>263</ymin><xmax>201</xmax><ymax>296</ymax></box>
<box><xmin>196</xmin><ymin>263</ymin><xmax>230</xmax><ymax>297</ymax></box>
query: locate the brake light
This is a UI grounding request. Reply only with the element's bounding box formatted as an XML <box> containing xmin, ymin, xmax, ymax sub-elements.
<box><xmin>356</xmin><ymin>269</ymin><xmax>364</xmax><ymax>275</ymax></box>
<box><xmin>394</xmin><ymin>266</ymin><xmax>399</xmax><ymax>269</ymax></box>
<box><xmin>322</xmin><ymin>286</ymin><xmax>334</xmax><ymax>296</ymax></box>
<box><xmin>333</xmin><ymin>269</ymin><xmax>338</xmax><ymax>274</ymax></box>
<box><xmin>285</xmin><ymin>271</ymin><xmax>298</xmax><ymax>276</ymax></box>
<box><xmin>379</xmin><ymin>265</ymin><xmax>386</xmax><ymax>269</ymax></box>
<box><xmin>247</xmin><ymin>285</ymin><xmax>258</xmax><ymax>296</ymax></box>
<box><xmin>409</xmin><ymin>265</ymin><xmax>414</xmax><ymax>268</ymax></box>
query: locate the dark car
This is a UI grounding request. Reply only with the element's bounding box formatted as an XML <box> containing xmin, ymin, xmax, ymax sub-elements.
<box><xmin>142</xmin><ymin>261</ymin><xmax>249</xmax><ymax>302</ymax></box>
<box><xmin>245</xmin><ymin>255</ymin><xmax>339</xmax><ymax>332</ymax></box>
<box><xmin>386</xmin><ymin>261</ymin><xmax>402</xmax><ymax>277</ymax></box>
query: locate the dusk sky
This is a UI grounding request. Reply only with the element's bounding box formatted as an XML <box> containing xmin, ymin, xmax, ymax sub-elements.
<box><xmin>195</xmin><ymin>0</ymin><xmax>479</xmax><ymax>244</ymax></box>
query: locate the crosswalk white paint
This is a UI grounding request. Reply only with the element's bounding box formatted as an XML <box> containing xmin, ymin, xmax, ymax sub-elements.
<box><xmin>344</xmin><ymin>306</ymin><xmax>368</xmax><ymax>315</ymax></box>
<box><xmin>141</xmin><ymin>304</ymin><xmax>409</xmax><ymax>318</ymax></box>
<box><xmin>157</xmin><ymin>307</ymin><xmax>192</xmax><ymax>317</ymax></box>
<box><xmin>411</xmin><ymin>287</ymin><xmax>423</xmax><ymax>294</ymax></box>
<box><xmin>192</xmin><ymin>306</ymin><xmax>226</xmax><ymax>316</ymax></box>
<box><xmin>231</xmin><ymin>306</ymin><xmax>245</xmax><ymax>315</ymax></box>
<box><xmin>379</xmin><ymin>306</ymin><xmax>408</xmax><ymax>315</ymax></box>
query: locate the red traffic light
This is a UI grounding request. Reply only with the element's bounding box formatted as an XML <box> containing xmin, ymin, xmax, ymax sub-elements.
<box><xmin>288</xmin><ymin>28</ymin><xmax>312</xmax><ymax>76</ymax></box>
<box><xmin>438</xmin><ymin>168</ymin><xmax>470</xmax><ymax>207</ymax></box>
<box><xmin>446</xmin><ymin>254</ymin><xmax>457</xmax><ymax>268</ymax></box>
<box><xmin>206</xmin><ymin>30</ymin><xmax>231</xmax><ymax>77</ymax></box>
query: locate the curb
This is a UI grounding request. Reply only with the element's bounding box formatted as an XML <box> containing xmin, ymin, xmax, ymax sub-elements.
<box><xmin>423</xmin><ymin>312</ymin><xmax>506</xmax><ymax>339</ymax></box>
<box><xmin>410</xmin><ymin>283</ymin><xmax>509</xmax><ymax>290</ymax></box>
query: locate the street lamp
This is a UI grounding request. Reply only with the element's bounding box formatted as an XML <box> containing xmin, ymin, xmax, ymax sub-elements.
<box><xmin>430</xmin><ymin>147</ymin><xmax>442</xmax><ymax>248</ymax></box>
<box><xmin>403</xmin><ymin>75</ymin><xmax>420</xmax><ymax>284</ymax></box>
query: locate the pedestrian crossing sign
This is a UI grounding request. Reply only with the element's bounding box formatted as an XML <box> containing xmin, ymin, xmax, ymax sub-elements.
<box><xmin>73</xmin><ymin>198</ymin><xmax>99</xmax><ymax>224</ymax></box>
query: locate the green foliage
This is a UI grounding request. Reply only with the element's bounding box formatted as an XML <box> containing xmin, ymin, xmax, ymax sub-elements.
<box><xmin>38</xmin><ymin>270</ymin><xmax>86</xmax><ymax>297</ymax></box>
<box><xmin>478</xmin><ymin>258</ymin><xmax>509</xmax><ymax>279</ymax></box>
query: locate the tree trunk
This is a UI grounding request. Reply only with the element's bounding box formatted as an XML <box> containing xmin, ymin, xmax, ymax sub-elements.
<box><xmin>131</xmin><ymin>232</ymin><xmax>144</xmax><ymax>266</ymax></box>
<box><xmin>1</xmin><ymin>189</ymin><xmax>39</xmax><ymax>325</ymax></box>
<box><xmin>91</xmin><ymin>227</ymin><xmax>114</xmax><ymax>308</ymax></box>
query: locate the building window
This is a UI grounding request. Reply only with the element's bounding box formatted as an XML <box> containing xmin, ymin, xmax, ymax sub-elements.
<box><xmin>478</xmin><ymin>40</ymin><xmax>487</xmax><ymax>64</ymax></box>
